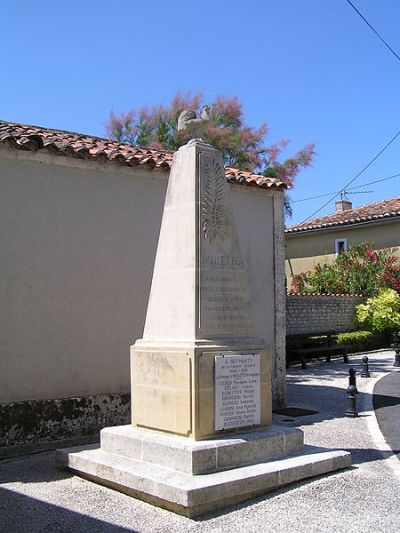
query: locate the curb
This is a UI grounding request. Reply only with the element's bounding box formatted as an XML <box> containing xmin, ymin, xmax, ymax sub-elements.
<box><xmin>360</xmin><ymin>368</ymin><xmax>400</xmax><ymax>477</ymax></box>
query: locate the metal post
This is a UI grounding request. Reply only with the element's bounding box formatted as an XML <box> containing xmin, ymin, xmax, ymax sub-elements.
<box><xmin>345</xmin><ymin>384</ymin><xmax>358</xmax><ymax>417</ymax></box>
<box><xmin>349</xmin><ymin>367</ymin><xmax>358</xmax><ymax>393</ymax></box>
<box><xmin>360</xmin><ymin>355</ymin><xmax>371</xmax><ymax>378</ymax></box>
<box><xmin>394</xmin><ymin>347</ymin><xmax>400</xmax><ymax>368</ymax></box>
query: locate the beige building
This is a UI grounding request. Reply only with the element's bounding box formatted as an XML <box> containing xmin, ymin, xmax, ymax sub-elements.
<box><xmin>0</xmin><ymin>120</ymin><xmax>288</xmax><ymax>449</ymax></box>
<box><xmin>285</xmin><ymin>197</ymin><xmax>400</xmax><ymax>287</ymax></box>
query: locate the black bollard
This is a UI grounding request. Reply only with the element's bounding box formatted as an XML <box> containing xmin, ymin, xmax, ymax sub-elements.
<box><xmin>361</xmin><ymin>355</ymin><xmax>371</xmax><ymax>378</ymax></box>
<box><xmin>394</xmin><ymin>347</ymin><xmax>400</xmax><ymax>368</ymax></box>
<box><xmin>345</xmin><ymin>384</ymin><xmax>358</xmax><ymax>417</ymax></box>
<box><xmin>349</xmin><ymin>367</ymin><xmax>358</xmax><ymax>393</ymax></box>
<box><xmin>343</xmin><ymin>350</ymin><xmax>349</xmax><ymax>364</ymax></box>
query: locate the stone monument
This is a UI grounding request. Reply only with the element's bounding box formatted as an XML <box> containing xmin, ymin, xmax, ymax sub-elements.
<box><xmin>57</xmin><ymin>126</ymin><xmax>351</xmax><ymax>517</ymax></box>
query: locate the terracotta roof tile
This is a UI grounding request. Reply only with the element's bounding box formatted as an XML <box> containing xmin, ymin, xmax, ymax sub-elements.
<box><xmin>0</xmin><ymin>120</ymin><xmax>287</xmax><ymax>191</ymax></box>
<box><xmin>286</xmin><ymin>196</ymin><xmax>400</xmax><ymax>234</ymax></box>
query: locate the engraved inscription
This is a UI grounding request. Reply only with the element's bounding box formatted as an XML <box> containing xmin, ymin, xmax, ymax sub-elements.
<box><xmin>202</xmin><ymin>255</ymin><xmax>244</xmax><ymax>269</ymax></box>
<box><xmin>200</xmin><ymin>270</ymin><xmax>252</xmax><ymax>335</ymax></box>
<box><xmin>200</xmin><ymin>156</ymin><xmax>228</xmax><ymax>243</ymax></box>
<box><xmin>215</xmin><ymin>354</ymin><xmax>260</xmax><ymax>430</ymax></box>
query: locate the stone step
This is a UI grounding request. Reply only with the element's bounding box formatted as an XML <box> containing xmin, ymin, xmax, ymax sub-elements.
<box><xmin>99</xmin><ymin>424</ymin><xmax>304</xmax><ymax>475</ymax></box>
<box><xmin>57</xmin><ymin>443</ymin><xmax>351</xmax><ymax>517</ymax></box>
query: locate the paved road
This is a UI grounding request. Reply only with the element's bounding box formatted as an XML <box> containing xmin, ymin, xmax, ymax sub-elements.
<box><xmin>373</xmin><ymin>370</ymin><xmax>400</xmax><ymax>455</ymax></box>
<box><xmin>1</xmin><ymin>350</ymin><xmax>400</xmax><ymax>532</ymax></box>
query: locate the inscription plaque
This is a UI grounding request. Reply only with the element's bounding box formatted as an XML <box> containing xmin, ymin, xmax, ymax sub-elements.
<box><xmin>215</xmin><ymin>353</ymin><xmax>260</xmax><ymax>430</ymax></box>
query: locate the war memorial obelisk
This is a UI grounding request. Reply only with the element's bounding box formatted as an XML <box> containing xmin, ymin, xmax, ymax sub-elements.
<box><xmin>58</xmin><ymin>128</ymin><xmax>351</xmax><ymax>517</ymax></box>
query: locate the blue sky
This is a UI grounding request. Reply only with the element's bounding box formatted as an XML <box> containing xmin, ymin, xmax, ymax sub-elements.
<box><xmin>2</xmin><ymin>0</ymin><xmax>399</xmax><ymax>224</ymax></box>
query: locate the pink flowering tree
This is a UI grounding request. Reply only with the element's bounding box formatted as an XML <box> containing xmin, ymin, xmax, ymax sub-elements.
<box><xmin>106</xmin><ymin>92</ymin><xmax>314</xmax><ymax>200</ymax></box>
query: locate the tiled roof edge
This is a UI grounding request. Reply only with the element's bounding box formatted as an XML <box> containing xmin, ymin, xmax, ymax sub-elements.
<box><xmin>0</xmin><ymin>120</ymin><xmax>288</xmax><ymax>191</ymax></box>
<box><xmin>286</xmin><ymin>205</ymin><xmax>400</xmax><ymax>233</ymax></box>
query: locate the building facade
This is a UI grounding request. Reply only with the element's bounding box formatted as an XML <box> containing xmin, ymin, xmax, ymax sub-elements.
<box><xmin>285</xmin><ymin>197</ymin><xmax>400</xmax><ymax>288</ymax></box>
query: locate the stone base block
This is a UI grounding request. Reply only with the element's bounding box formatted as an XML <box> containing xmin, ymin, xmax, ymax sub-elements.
<box><xmin>130</xmin><ymin>344</ymin><xmax>272</xmax><ymax>439</ymax></box>
<box><xmin>100</xmin><ymin>424</ymin><xmax>304</xmax><ymax>475</ymax></box>
<box><xmin>57</xmin><ymin>425</ymin><xmax>351</xmax><ymax>517</ymax></box>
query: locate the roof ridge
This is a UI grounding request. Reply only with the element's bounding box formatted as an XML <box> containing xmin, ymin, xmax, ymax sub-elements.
<box><xmin>286</xmin><ymin>195</ymin><xmax>400</xmax><ymax>233</ymax></box>
<box><xmin>337</xmin><ymin>195</ymin><xmax>400</xmax><ymax>213</ymax></box>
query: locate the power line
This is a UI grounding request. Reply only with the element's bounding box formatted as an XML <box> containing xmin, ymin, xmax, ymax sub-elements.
<box><xmin>292</xmin><ymin>191</ymin><xmax>338</xmax><ymax>204</ymax></box>
<box><xmin>292</xmin><ymin>171</ymin><xmax>400</xmax><ymax>203</ymax></box>
<box><xmin>349</xmin><ymin>171</ymin><xmax>400</xmax><ymax>190</ymax></box>
<box><xmin>301</xmin><ymin>129</ymin><xmax>400</xmax><ymax>222</ymax></box>
<box><xmin>346</xmin><ymin>0</ymin><xmax>400</xmax><ymax>63</ymax></box>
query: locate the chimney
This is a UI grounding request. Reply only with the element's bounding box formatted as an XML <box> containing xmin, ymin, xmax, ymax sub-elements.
<box><xmin>335</xmin><ymin>199</ymin><xmax>352</xmax><ymax>213</ymax></box>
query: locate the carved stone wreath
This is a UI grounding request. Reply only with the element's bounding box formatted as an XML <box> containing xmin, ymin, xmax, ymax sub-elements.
<box><xmin>200</xmin><ymin>156</ymin><xmax>229</xmax><ymax>243</ymax></box>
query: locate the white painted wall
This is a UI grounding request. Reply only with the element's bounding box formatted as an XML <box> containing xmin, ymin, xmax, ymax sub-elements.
<box><xmin>0</xmin><ymin>146</ymin><xmax>285</xmax><ymax>405</ymax></box>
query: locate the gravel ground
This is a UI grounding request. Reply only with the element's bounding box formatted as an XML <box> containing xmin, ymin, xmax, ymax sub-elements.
<box><xmin>1</xmin><ymin>350</ymin><xmax>400</xmax><ymax>533</ymax></box>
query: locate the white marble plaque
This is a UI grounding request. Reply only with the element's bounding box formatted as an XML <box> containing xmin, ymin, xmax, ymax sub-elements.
<box><xmin>215</xmin><ymin>354</ymin><xmax>260</xmax><ymax>430</ymax></box>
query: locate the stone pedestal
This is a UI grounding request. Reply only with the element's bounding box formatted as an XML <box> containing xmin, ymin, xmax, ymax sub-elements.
<box><xmin>130</xmin><ymin>139</ymin><xmax>271</xmax><ymax>439</ymax></box>
<box><xmin>131</xmin><ymin>344</ymin><xmax>271</xmax><ymax>439</ymax></box>
<box><xmin>57</xmin><ymin>139</ymin><xmax>351</xmax><ymax>516</ymax></box>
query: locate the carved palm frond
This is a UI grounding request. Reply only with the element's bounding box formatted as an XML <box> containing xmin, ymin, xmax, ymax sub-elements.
<box><xmin>201</xmin><ymin>157</ymin><xmax>228</xmax><ymax>243</ymax></box>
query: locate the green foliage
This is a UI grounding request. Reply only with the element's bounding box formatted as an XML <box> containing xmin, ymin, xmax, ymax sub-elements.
<box><xmin>292</xmin><ymin>242</ymin><xmax>400</xmax><ymax>297</ymax></box>
<box><xmin>356</xmin><ymin>288</ymin><xmax>400</xmax><ymax>333</ymax></box>
<box><xmin>336</xmin><ymin>330</ymin><xmax>382</xmax><ymax>352</ymax></box>
<box><xmin>106</xmin><ymin>91</ymin><xmax>314</xmax><ymax>187</ymax></box>
<box><xmin>286</xmin><ymin>330</ymin><xmax>386</xmax><ymax>357</ymax></box>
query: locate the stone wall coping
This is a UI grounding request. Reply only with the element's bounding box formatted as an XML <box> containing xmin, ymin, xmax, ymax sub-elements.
<box><xmin>287</xmin><ymin>293</ymin><xmax>363</xmax><ymax>298</ymax></box>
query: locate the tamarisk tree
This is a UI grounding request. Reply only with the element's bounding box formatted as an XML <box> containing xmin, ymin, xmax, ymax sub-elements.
<box><xmin>106</xmin><ymin>92</ymin><xmax>314</xmax><ymax>210</ymax></box>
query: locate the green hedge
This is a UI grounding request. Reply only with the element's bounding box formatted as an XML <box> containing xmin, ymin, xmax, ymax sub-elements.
<box><xmin>286</xmin><ymin>330</ymin><xmax>390</xmax><ymax>356</ymax></box>
<box><xmin>336</xmin><ymin>330</ymin><xmax>386</xmax><ymax>353</ymax></box>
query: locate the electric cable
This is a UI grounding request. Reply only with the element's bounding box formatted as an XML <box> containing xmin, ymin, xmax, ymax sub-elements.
<box><xmin>346</xmin><ymin>0</ymin><xmax>400</xmax><ymax>63</ymax></box>
<box><xmin>300</xmin><ymin>128</ymin><xmax>400</xmax><ymax>222</ymax></box>
<box><xmin>292</xmin><ymin>171</ymin><xmax>400</xmax><ymax>203</ymax></box>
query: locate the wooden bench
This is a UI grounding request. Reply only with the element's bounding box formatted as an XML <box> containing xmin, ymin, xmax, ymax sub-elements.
<box><xmin>286</xmin><ymin>333</ymin><xmax>349</xmax><ymax>368</ymax></box>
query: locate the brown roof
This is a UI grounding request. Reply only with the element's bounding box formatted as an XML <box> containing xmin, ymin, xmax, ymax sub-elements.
<box><xmin>0</xmin><ymin>120</ymin><xmax>288</xmax><ymax>191</ymax></box>
<box><xmin>286</xmin><ymin>196</ymin><xmax>400</xmax><ymax>234</ymax></box>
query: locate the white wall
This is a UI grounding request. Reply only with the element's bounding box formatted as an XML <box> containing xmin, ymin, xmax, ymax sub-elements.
<box><xmin>0</xmin><ymin>147</ymin><xmax>285</xmax><ymax>405</ymax></box>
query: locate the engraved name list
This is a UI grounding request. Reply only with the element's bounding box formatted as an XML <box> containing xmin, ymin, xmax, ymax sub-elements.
<box><xmin>215</xmin><ymin>354</ymin><xmax>261</xmax><ymax>430</ymax></box>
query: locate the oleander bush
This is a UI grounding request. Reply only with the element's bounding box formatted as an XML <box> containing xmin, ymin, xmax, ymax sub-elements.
<box><xmin>292</xmin><ymin>243</ymin><xmax>400</xmax><ymax>297</ymax></box>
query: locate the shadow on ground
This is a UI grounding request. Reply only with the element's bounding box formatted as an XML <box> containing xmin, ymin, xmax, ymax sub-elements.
<box><xmin>278</xmin><ymin>382</ymin><xmax>370</xmax><ymax>426</ymax></box>
<box><xmin>0</xmin><ymin>451</ymin><xmax>72</xmax><ymax>484</ymax></box>
<box><xmin>287</xmin><ymin>352</ymin><xmax>397</xmax><ymax>385</ymax></box>
<box><xmin>0</xmin><ymin>488</ymin><xmax>136</xmax><ymax>533</ymax></box>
